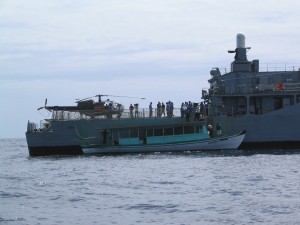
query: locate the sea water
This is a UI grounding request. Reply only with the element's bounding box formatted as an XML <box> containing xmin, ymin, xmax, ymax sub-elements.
<box><xmin>0</xmin><ymin>138</ymin><xmax>300</xmax><ymax>225</ymax></box>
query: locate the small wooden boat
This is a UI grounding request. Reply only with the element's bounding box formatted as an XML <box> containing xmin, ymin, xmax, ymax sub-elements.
<box><xmin>80</xmin><ymin>122</ymin><xmax>246</xmax><ymax>154</ymax></box>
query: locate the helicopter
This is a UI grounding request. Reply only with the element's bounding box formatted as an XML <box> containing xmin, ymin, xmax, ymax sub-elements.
<box><xmin>37</xmin><ymin>94</ymin><xmax>146</xmax><ymax>118</ymax></box>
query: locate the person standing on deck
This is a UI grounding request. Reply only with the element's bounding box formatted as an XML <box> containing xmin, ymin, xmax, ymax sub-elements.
<box><xmin>157</xmin><ymin>101</ymin><xmax>162</xmax><ymax>117</ymax></box>
<box><xmin>194</xmin><ymin>103</ymin><xmax>201</xmax><ymax>121</ymax></box>
<box><xmin>186</xmin><ymin>101</ymin><xmax>193</xmax><ymax>122</ymax></box>
<box><xmin>134</xmin><ymin>104</ymin><xmax>139</xmax><ymax>118</ymax></box>
<box><xmin>161</xmin><ymin>102</ymin><xmax>166</xmax><ymax>117</ymax></box>
<box><xmin>149</xmin><ymin>102</ymin><xmax>153</xmax><ymax>118</ymax></box>
<box><xmin>200</xmin><ymin>102</ymin><xmax>204</xmax><ymax>117</ymax></box>
<box><xmin>180</xmin><ymin>103</ymin><xmax>186</xmax><ymax>118</ymax></box>
<box><xmin>129</xmin><ymin>104</ymin><xmax>134</xmax><ymax>118</ymax></box>
<box><xmin>169</xmin><ymin>101</ymin><xmax>174</xmax><ymax>117</ymax></box>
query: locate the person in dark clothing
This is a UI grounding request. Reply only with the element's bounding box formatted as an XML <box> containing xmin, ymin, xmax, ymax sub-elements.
<box><xmin>194</xmin><ymin>103</ymin><xmax>201</xmax><ymax>121</ymax></box>
<box><xmin>185</xmin><ymin>110</ymin><xmax>190</xmax><ymax>122</ymax></box>
<box><xmin>129</xmin><ymin>104</ymin><xmax>134</xmax><ymax>118</ymax></box>
<box><xmin>161</xmin><ymin>102</ymin><xmax>165</xmax><ymax>117</ymax></box>
<box><xmin>102</xmin><ymin>129</ymin><xmax>109</xmax><ymax>144</ymax></box>
<box><xmin>200</xmin><ymin>102</ymin><xmax>204</xmax><ymax>117</ymax></box>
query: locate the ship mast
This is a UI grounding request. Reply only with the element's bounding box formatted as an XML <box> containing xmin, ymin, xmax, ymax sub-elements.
<box><xmin>228</xmin><ymin>33</ymin><xmax>259</xmax><ymax>73</ymax></box>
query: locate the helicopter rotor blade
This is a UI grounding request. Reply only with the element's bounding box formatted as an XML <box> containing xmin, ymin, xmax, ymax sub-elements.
<box><xmin>75</xmin><ymin>94</ymin><xmax>146</xmax><ymax>103</ymax></box>
<box><xmin>37</xmin><ymin>107</ymin><xmax>44</xmax><ymax>110</ymax></box>
<box><xmin>75</xmin><ymin>96</ymin><xmax>94</xmax><ymax>103</ymax></box>
<box><xmin>103</xmin><ymin>94</ymin><xmax>146</xmax><ymax>100</ymax></box>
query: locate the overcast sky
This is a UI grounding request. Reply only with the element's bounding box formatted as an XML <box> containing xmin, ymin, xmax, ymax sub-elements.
<box><xmin>1</xmin><ymin>0</ymin><xmax>300</xmax><ymax>138</ymax></box>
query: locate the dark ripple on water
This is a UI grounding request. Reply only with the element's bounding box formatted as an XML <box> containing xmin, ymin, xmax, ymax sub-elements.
<box><xmin>1</xmin><ymin>139</ymin><xmax>300</xmax><ymax>225</ymax></box>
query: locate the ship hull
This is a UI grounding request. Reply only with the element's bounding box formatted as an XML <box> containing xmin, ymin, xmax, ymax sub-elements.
<box><xmin>212</xmin><ymin>104</ymin><xmax>300</xmax><ymax>149</ymax></box>
<box><xmin>239</xmin><ymin>141</ymin><xmax>300</xmax><ymax>149</ymax></box>
<box><xmin>26</xmin><ymin>117</ymin><xmax>186</xmax><ymax>156</ymax></box>
<box><xmin>28</xmin><ymin>145</ymin><xmax>83</xmax><ymax>156</ymax></box>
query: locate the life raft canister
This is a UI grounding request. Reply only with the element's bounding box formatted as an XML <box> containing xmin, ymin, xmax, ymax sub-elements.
<box><xmin>276</xmin><ymin>82</ymin><xmax>283</xmax><ymax>90</ymax></box>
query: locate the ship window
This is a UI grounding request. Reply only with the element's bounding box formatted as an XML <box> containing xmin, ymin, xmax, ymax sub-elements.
<box><xmin>164</xmin><ymin>127</ymin><xmax>173</xmax><ymax>136</ymax></box>
<box><xmin>154</xmin><ymin>129</ymin><xmax>163</xmax><ymax>136</ymax></box>
<box><xmin>174</xmin><ymin>126</ymin><xmax>183</xmax><ymax>135</ymax></box>
<box><xmin>297</xmin><ymin>95</ymin><xmax>300</xmax><ymax>103</ymax></box>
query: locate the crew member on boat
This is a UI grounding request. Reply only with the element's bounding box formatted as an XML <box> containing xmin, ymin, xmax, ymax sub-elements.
<box><xmin>102</xmin><ymin>129</ymin><xmax>109</xmax><ymax>144</ymax></box>
<box><xmin>208</xmin><ymin>124</ymin><xmax>213</xmax><ymax>137</ymax></box>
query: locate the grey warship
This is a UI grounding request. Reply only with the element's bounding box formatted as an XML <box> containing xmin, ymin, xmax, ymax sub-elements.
<box><xmin>26</xmin><ymin>96</ymin><xmax>187</xmax><ymax>156</ymax></box>
<box><xmin>203</xmin><ymin>33</ymin><xmax>300</xmax><ymax>148</ymax></box>
<box><xmin>26</xmin><ymin>33</ymin><xmax>300</xmax><ymax>155</ymax></box>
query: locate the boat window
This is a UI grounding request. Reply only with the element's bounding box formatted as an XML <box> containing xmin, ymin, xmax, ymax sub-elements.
<box><xmin>147</xmin><ymin>129</ymin><xmax>153</xmax><ymax>137</ymax></box>
<box><xmin>130</xmin><ymin>129</ymin><xmax>138</xmax><ymax>138</ymax></box>
<box><xmin>164</xmin><ymin>127</ymin><xmax>173</xmax><ymax>136</ymax></box>
<box><xmin>119</xmin><ymin>130</ymin><xmax>129</xmax><ymax>138</ymax></box>
<box><xmin>139</xmin><ymin>129</ymin><xmax>146</xmax><ymax>140</ymax></box>
<box><xmin>184</xmin><ymin>125</ymin><xmax>194</xmax><ymax>134</ymax></box>
<box><xmin>195</xmin><ymin>125</ymin><xmax>202</xmax><ymax>133</ymax></box>
<box><xmin>297</xmin><ymin>95</ymin><xmax>300</xmax><ymax>103</ymax></box>
<box><xmin>154</xmin><ymin>129</ymin><xmax>163</xmax><ymax>136</ymax></box>
<box><xmin>174</xmin><ymin>126</ymin><xmax>183</xmax><ymax>135</ymax></box>
<box><xmin>112</xmin><ymin>130</ymin><xmax>119</xmax><ymax>144</ymax></box>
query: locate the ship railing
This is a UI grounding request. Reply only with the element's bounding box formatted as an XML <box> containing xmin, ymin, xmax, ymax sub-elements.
<box><xmin>49</xmin><ymin>108</ymin><xmax>183</xmax><ymax>121</ymax></box>
<box><xmin>283</xmin><ymin>83</ymin><xmax>300</xmax><ymax>92</ymax></box>
<box><xmin>260</xmin><ymin>63</ymin><xmax>300</xmax><ymax>72</ymax></box>
<box><xmin>27</xmin><ymin>121</ymin><xmax>38</xmax><ymax>132</ymax></box>
<box><xmin>27</xmin><ymin>120</ymin><xmax>50</xmax><ymax>132</ymax></box>
<box><xmin>245</xmin><ymin>82</ymin><xmax>300</xmax><ymax>93</ymax></box>
<box><xmin>211</xmin><ymin>82</ymin><xmax>300</xmax><ymax>95</ymax></box>
<box><xmin>220</xmin><ymin>64</ymin><xmax>300</xmax><ymax>74</ymax></box>
<box><xmin>208</xmin><ymin>107</ymin><xmax>247</xmax><ymax>117</ymax></box>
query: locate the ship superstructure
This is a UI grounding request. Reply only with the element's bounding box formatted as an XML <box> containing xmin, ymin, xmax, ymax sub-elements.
<box><xmin>203</xmin><ymin>33</ymin><xmax>300</xmax><ymax>148</ymax></box>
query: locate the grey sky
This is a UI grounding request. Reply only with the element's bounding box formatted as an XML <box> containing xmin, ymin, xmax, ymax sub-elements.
<box><xmin>1</xmin><ymin>0</ymin><xmax>300</xmax><ymax>138</ymax></box>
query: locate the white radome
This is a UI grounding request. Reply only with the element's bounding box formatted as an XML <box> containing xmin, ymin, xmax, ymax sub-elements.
<box><xmin>236</xmin><ymin>33</ymin><xmax>245</xmax><ymax>48</ymax></box>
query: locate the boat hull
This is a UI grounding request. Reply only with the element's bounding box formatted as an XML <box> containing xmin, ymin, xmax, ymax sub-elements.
<box><xmin>82</xmin><ymin>131</ymin><xmax>245</xmax><ymax>154</ymax></box>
